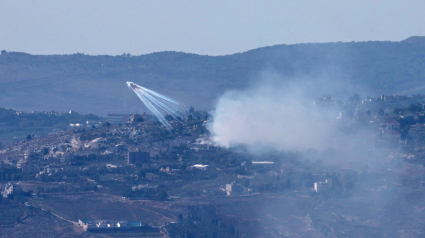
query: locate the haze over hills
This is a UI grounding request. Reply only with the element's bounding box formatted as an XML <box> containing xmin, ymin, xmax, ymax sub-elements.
<box><xmin>1</xmin><ymin>37</ymin><xmax>425</xmax><ymax>115</ymax></box>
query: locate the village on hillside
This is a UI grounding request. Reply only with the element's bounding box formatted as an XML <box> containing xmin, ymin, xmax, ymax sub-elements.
<box><xmin>2</xmin><ymin>94</ymin><xmax>425</xmax><ymax>237</ymax></box>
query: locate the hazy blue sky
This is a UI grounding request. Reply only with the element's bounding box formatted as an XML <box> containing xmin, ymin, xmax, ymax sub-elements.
<box><xmin>1</xmin><ymin>1</ymin><xmax>424</xmax><ymax>56</ymax></box>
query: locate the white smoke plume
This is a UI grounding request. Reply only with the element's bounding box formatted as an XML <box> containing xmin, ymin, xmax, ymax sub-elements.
<box><xmin>127</xmin><ymin>81</ymin><xmax>186</xmax><ymax>130</ymax></box>
<box><xmin>208</xmin><ymin>77</ymin><xmax>342</xmax><ymax>152</ymax></box>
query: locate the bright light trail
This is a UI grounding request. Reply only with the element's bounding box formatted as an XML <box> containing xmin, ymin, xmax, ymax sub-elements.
<box><xmin>127</xmin><ymin>81</ymin><xmax>186</xmax><ymax>130</ymax></box>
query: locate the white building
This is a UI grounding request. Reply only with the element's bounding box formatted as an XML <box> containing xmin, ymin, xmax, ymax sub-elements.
<box><xmin>225</xmin><ymin>182</ymin><xmax>243</xmax><ymax>196</ymax></box>
<box><xmin>191</xmin><ymin>164</ymin><xmax>209</xmax><ymax>170</ymax></box>
<box><xmin>381</xmin><ymin>119</ymin><xmax>400</xmax><ymax>131</ymax></box>
<box><xmin>78</xmin><ymin>219</ymin><xmax>141</xmax><ymax>231</ymax></box>
<box><xmin>314</xmin><ymin>179</ymin><xmax>332</xmax><ymax>193</ymax></box>
<box><xmin>252</xmin><ymin>161</ymin><xmax>274</xmax><ymax>165</ymax></box>
<box><xmin>2</xmin><ymin>182</ymin><xmax>21</xmax><ymax>198</ymax></box>
<box><xmin>131</xmin><ymin>184</ymin><xmax>158</xmax><ymax>194</ymax></box>
<box><xmin>409</xmin><ymin>123</ymin><xmax>425</xmax><ymax>136</ymax></box>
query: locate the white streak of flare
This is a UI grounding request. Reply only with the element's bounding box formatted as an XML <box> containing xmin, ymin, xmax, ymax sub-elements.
<box><xmin>126</xmin><ymin>81</ymin><xmax>185</xmax><ymax>130</ymax></box>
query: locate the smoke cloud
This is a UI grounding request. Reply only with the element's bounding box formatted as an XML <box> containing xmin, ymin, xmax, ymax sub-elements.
<box><xmin>208</xmin><ymin>75</ymin><xmax>342</xmax><ymax>152</ymax></box>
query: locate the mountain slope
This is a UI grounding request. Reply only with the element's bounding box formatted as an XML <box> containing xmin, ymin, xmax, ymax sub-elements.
<box><xmin>1</xmin><ymin>39</ymin><xmax>425</xmax><ymax>115</ymax></box>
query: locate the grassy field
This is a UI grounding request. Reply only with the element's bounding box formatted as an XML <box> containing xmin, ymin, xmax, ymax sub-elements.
<box><xmin>29</xmin><ymin>192</ymin><xmax>178</xmax><ymax>226</ymax></box>
<box><xmin>0</xmin><ymin>202</ymin><xmax>26</xmax><ymax>226</ymax></box>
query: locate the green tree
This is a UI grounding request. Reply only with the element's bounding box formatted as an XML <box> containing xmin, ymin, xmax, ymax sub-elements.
<box><xmin>393</xmin><ymin>108</ymin><xmax>400</xmax><ymax>115</ymax></box>
<box><xmin>93</xmin><ymin>174</ymin><xmax>100</xmax><ymax>182</ymax></box>
<box><xmin>158</xmin><ymin>191</ymin><xmax>168</xmax><ymax>200</ymax></box>
<box><xmin>42</xmin><ymin>147</ymin><xmax>49</xmax><ymax>155</ymax></box>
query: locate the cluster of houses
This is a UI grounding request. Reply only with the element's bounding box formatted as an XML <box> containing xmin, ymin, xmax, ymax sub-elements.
<box><xmin>222</xmin><ymin>161</ymin><xmax>361</xmax><ymax>196</ymax></box>
<box><xmin>319</xmin><ymin>94</ymin><xmax>425</xmax><ymax>143</ymax></box>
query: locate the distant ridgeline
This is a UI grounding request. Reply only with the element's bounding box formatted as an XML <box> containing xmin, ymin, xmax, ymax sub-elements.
<box><xmin>401</xmin><ymin>36</ymin><xmax>425</xmax><ymax>44</ymax></box>
<box><xmin>0</xmin><ymin>107</ymin><xmax>101</xmax><ymax>144</ymax></box>
<box><xmin>1</xmin><ymin>37</ymin><xmax>425</xmax><ymax>114</ymax></box>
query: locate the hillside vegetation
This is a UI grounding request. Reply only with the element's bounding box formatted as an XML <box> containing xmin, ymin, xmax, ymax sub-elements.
<box><xmin>1</xmin><ymin>39</ymin><xmax>425</xmax><ymax>115</ymax></box>
<box><xmin>0</xmin><ymin>107</ymin><xmax>99</xmax><ymax>144</ymax></box>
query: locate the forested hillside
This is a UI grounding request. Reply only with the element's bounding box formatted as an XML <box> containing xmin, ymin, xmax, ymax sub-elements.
<box><xmin>0</xmin><ymin>107</ymin><xmax>99</xmax><ymax>144</ymax></box>
<box><xmin>1</xmin><ymin>38</ymin><xmax>425</xmax><ymax>115</ymax></box>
